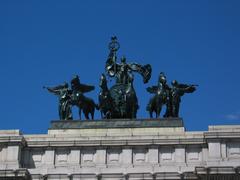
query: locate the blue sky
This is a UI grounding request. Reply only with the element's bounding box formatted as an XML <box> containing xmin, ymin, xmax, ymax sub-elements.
<box><xmin>0</xmin><ymin>0</ymin><xmax>240</xmax><ymax>134</ymax></box>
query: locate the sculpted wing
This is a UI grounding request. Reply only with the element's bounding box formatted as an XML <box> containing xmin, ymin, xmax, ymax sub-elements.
<box><xmin>178</xmin><ymin>84</ymin><xmax>196</xmax><ymax>93</ymax></box>
<box><xmin>129</xmin><ymin>63</ymin><xmax>152</xmax><ymax>83</ymax></box>
<box><xmin>78</xmin><ymin>84</ymin><xmax>95</xmax><ymax>93</ymax></box>
<box><xmin>146</xmin><ymin>86</ymin><xmax>158</xmax><ymax>94</ymax></box>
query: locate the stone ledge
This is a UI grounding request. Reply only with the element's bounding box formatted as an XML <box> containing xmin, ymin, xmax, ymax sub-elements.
<box><xmin>28</xmin><ymin>167</ymin><xmax>240</xmax><ymax>179</ymax></box>
<box><xmin>0</xmin><ymin>169</ymin><xmax>30</xmax><ymax>179</ymax></box>
<box><xmin>0</xmin><ymin>136</ymin><xmax>25</xmax><ymax>146</ymax></box>
<box><xmin>209</xmin><ymin>125</ymin><xmax>240</xmax><ymax>132</ymax></box>
<box><xmin>49</xmin><ymin>118</ymin><xmax>184</xmax><ymax>129</ymax></box>
<box><xmin>25</xmin><ymin>136</ymin><xmax>206</xmax><ymax>147</ymax></box>
<box><xmin>48</xmin><ymin>127</ymin><xmax>185</xmax><ymax>136</ymax></box>
<box><xmin>0</xmin><ymin>130</ymin><xmax>21</xmax><ymax>136</ymax></box>
<box><xmin>204</xmin><ymin>131</ymin><xmax>240</xmax><ymax>139</ymax></box>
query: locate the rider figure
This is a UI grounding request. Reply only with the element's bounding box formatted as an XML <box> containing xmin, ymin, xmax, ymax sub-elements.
<box><xmin>116</xmin><ymin>56</ymin><xmax>132</xmax><ymax>85</ymax></box>
<box><xmin>104</xmin><ymin>36</ymin><xmax>152</xmax><ymax>118</ymax></box>
<box><xmin>45</xmin><ymin>82</ymin><xmax>73</xmax><ymax>120</ymax></box>
<box><xmin>169</xmin><ymin>80</ymin><xmax>197</xmax><ymax>117</ymax></box>
<box><xmin>146</xmin><ymin>72</ymin><xmax>170</xmax><ymax>118</ymax></box>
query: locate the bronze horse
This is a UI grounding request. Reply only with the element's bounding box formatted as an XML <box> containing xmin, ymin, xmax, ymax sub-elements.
<box><xmin>98</xmin><ymin>73</ymin><xmax>139</xmax><ymax>119</ymax></box>
<box><xmin>98</xmin><ymin>74</ymin><xmax>114</xmax><ymax>119</ymax></box>
<box><xmin>71</xmin><ymin>92</ymin><xmax>98</xmax><ymax>120</ymax></box>
<box><xmin>70</xmin><ymin>75</ymin><xmax>98</xmax><ymax>120</ymax></box>
<box><xmin>146</xmin><ymin>72</ymin><xmax>169</xmax><ymax>118</ymax></box>
<box><xmin>146</xmin><ymin>87</ymin><xmax>168</xmax><ymax>118</ymax></box>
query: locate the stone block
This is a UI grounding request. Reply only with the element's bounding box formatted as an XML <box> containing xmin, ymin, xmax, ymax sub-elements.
<box><xmin>208</xmin><ymin>142</ymin><xmax>221</xmax><ymax>159</ymax></box>
<box><xmin>107</xmin><ymin>148</ymin><xmax>122</xmax><ymax>164</ymax></box>
<box><xmin>49</xmin><ymin>118</ymin><xmax>184</xmax><ymax>130</ymax></box>
<box><xmin>175</xmin><ymin>146</ymin><xmax>185</xmax><ymax>164</ymax></box>
<box><xmin>69</xmin><ymin>149</ymin><xmax>80</xmax><ymax>165</ymax></box>
<box><xmin>159</xmin><ymin>146</ymin><xmax>175</xmax><ymax>163</ymax></box>
<box><xmin>122</xmin><ymin>148</ymin><xmax>132</xmax><ymax>166</ymax></box>
<box><xmin>42</xmin><ymin>149</ymin><xmax>55</xmax><ymax>166</ymax></box>
<box><xmin>148</xmin><ymin>146</ymin><xmax>159</xmax><ymax>164</ymax></box>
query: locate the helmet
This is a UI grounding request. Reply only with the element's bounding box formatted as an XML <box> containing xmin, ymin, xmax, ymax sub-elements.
<box><xmin>63</xmin><ymin>82</ymin><xmax>68</xmax><ymax>88</ymax></box>
<box><xmin>159</xmin><ymin>72</ymin><xmax>166</xmax><ymax>84</ymax></box>
<box><xmin>121</xmin><ymin>56</ymin><xmax>126</xmax><ymax>63</ymax></box>
<box><xmin>171</xmin><ymin>80</ymin><xmax>178</xmax><ymax>86</ymax></box>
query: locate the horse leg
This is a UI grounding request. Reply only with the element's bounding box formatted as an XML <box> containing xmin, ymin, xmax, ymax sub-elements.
<box><xmin>91</xmin><ymin>110</ymin><xmax>94</xmax><ymax>120</ymax></box>
<box><xmin>85</xmin><ymin>112</ymin><xmax>89</xmax><ymax>120</ymax></box>
<box><xmin>132</xmin><ymin>105</ymin><xmax>137</xmax><ymax>118</ymax></box>
<box><xmin>106</xmin><ymin>111</ymin><xmax>110</xmax><ymax>119</ymax></box>
<box><xmin>132</xmin><ymin>108</ymin><xmax>135</xmax><ymax>119</ymax></box>
<box><xmin>156</xmin><ymin>106</ymin><xmax>162</xmax><ymax>118</ymax></box>
<box><xmin>90</xmin><ymin>102</ymin><xmax>95</xmax><ymax>120</ymax></box>
<box><xmin>81</xmin><ymin>107</ymin><xmax>88</xmax><ymax>120</ymax></box>
<box><xmin>79</xmin><ymin>108</ymin><xmax>82</xmax><ymax>120</ymax></box>
<box><xmin>149</xmin><ymin>111</ymin><xmax>153</xmax><ymax>118</ymax></box>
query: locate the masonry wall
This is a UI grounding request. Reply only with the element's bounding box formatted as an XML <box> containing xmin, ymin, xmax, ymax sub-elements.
<box><xmin>0</xmin><ymin>125</ymin><xmax>240</xmax><ymax>180</ymax></box>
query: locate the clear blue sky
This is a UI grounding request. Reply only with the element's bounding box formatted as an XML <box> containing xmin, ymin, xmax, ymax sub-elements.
<box><xmin>0</xmin><ymin>1</ymin><xmax>240</xmax><ymax>134</ymax></box>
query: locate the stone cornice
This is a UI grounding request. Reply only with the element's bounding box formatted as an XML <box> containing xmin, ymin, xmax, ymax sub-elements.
<box><xmin>0</xmin><ymin>125</ymin><xmax>239</xmax><ymax>148</ymax></box>
<box><xmin>0</xmin><ymin>168</ymin><xmax>30</xmax><ymax>178</ymax></box>
<box><xmin>24</xmin><ymin>134</ymin><xmax>206</xmax><ymax>147</ymax></box>
<box><xmin>0</xmin><ymin>135</ymin><xmax>26</xmax><ymax>146</ymax></box>
<box><xmin>204</xmin><ymin>131</ymin><xmax>240</xmax><ymax>140</ymax></box>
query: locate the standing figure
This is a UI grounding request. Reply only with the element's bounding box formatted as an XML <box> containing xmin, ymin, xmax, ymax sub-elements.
<box><xmin>45</xmin><ymin>83</ymin><xmax>73</xmax><ymax>120</ymax></box>
<box><xmin>106</xmin><ymin>55</ymin><xmax>152</xmax><ymax>85</ymax></box>
<box><xmin>167</xmin><ymin>80</ymin><xmax>197</xmax><ymax>117</ymax></box>
<box><xmin>105</xmin><ymin>36</ymin><xmax>152</xmax><ymax>118</ymax></box>
<box><xmin>146</xmin><ymin>72</ymin><xmax>170</xmax><ymax>118</ymax></box>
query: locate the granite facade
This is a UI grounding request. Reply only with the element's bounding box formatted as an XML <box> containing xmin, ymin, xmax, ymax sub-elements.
<box><xmin>0</xmin><ymin>124</ymin><xmax>240</xmax><ymax>179</ymax></box>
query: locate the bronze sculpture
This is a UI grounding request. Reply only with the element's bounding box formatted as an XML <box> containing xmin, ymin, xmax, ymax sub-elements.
<box><xmin>168</xmin><ymin>80</ymin><xmax>197</xmax><ymax>117</ymax></box>
<box><xmin>45</xmin><ymin>36</ymin><xmax>197</xmax><ymax>120</ymax></box>
<box><xmin>106</xmin><ymin>37</ymin><xmax>151</xmax><ymax>85</ymax></box>
<box><xmin>100</xmin><ymin>36</ymin><xmax>152</xmax><ymax>119</ymax></box>
<box><xmin>146</xmin><ymin>72</ymin><xmax>170</xmax><ymax>118</ymax></box>
<box><xmin>146</xmin><ymin>73</ymin><xmax>197</xmax><ymax>118</ymax></box>
<box><xmin>70</xmin><ymin>75</ymin><xmax>98</xmax><ymax>120</ymax></box>
<box><xmin>99</xmin><ymin>74</ymin><xmax>114</xmax><ymax>119</ymax></box>
<box><xmin>45</xmin><ymin>75</ymin><xmax>98</xmax><ymax>120</ymax></box>
<box><xmin>44</xmin><ymin>83</ymin><xmax>73</xmax><ymax>120</ymax></box>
